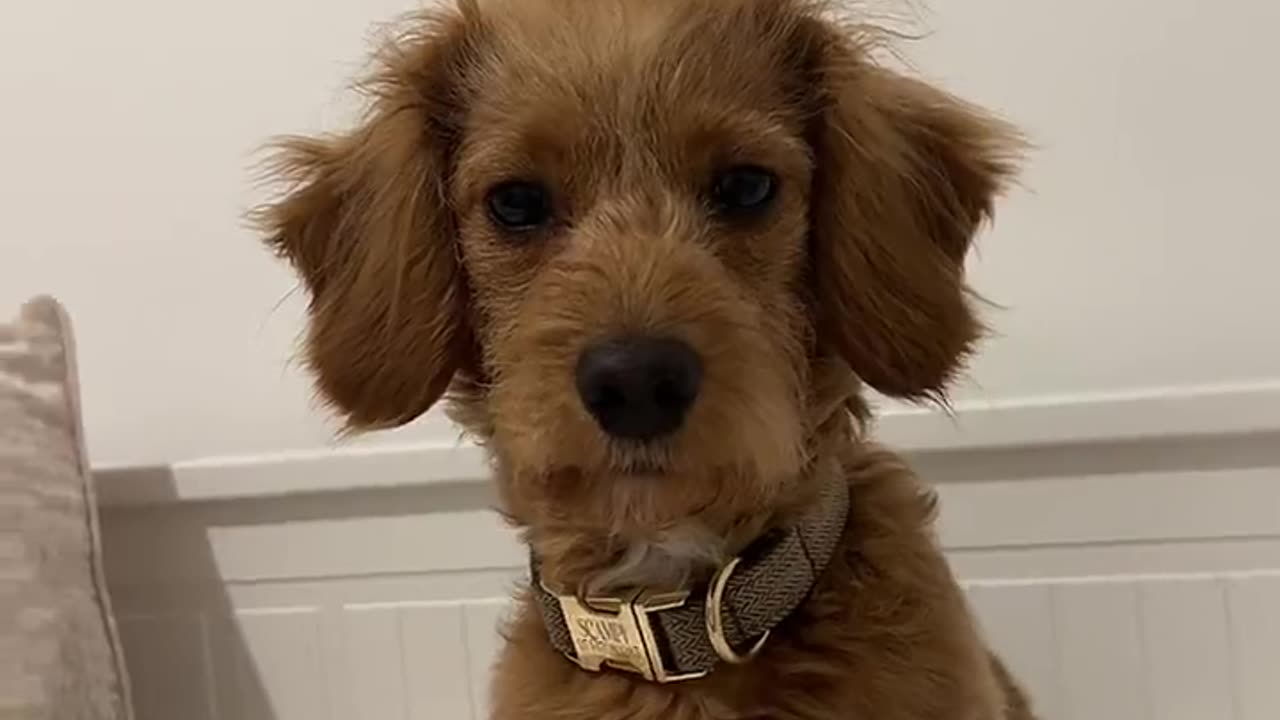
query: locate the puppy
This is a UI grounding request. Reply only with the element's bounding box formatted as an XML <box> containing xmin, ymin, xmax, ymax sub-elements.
<box><xmin>258</xmin><ymin>0</ymin><xmax>1034</xmax><ymax>718</ymax></box>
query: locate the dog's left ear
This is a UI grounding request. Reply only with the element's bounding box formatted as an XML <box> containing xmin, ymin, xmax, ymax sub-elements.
<box><xmin>257</xmin><ymin>8</ymin><xmax>478</xmax><ymax>430</ymax></box>
<box><xmin>806</xmin><ymin>27</ymin><xmax>1022</xmax><ymax>400</ymax></box>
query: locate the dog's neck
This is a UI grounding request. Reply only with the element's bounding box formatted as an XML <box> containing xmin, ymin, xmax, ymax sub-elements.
<box><xmin>527</xmin><ymin>460</ymin><xmax>854</xmax><ymax>683</ymax></box>
<box><xmin>521</xmin><ymin>498</ymin><xmax>785</xmax><ymax>598</ymax></box>
<box><xmin>539</xmin><ymin>454</ymin><xmax>853</xmax><ymax>597</ymax></box>
<box><xmin>584</xmin><ymin>520</ymin><xmax>728</xmax><ymax>595</ymax></box>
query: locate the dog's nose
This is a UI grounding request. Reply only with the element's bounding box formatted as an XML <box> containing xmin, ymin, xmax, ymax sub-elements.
<box><xmin>575</xmin><ymin>336</ymin><xmax>703</xmax><ymax>441</ymax></box>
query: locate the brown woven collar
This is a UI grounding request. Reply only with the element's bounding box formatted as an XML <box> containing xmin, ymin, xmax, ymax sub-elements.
<box><xmin>531</xmin><ymin>476</ymin><xmax>850</xmax><ymax>683</ymax></box>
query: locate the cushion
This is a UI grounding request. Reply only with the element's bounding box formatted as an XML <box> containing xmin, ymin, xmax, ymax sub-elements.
<box><xmin>0</xmin><ymin>297</ymin><xmax>134</xmax><ymax>720</ymax></box>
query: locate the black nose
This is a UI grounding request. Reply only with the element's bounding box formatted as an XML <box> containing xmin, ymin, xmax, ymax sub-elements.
<box><xmin>575</xmin><ymin>336</ymin><xmax>703</xmax><ymax>441</ymax></box>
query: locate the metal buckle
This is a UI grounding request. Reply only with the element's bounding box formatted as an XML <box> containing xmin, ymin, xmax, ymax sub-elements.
<box><xmin>556</xmin><ymin>588</ymin><xmax>708</xmax><ymax>683</ymax></box>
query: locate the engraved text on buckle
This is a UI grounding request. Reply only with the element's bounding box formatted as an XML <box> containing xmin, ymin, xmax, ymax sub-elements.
<box><xmin>556</xmin><ymin>590</ymin><xmax>705</xmax><ymax>683</ymax></box>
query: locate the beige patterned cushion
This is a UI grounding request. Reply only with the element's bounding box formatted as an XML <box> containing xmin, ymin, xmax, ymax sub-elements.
<box><xmin>0</xmin><ymin>297</ymin><xmax>133</xmax><ymax>720</ymax></box>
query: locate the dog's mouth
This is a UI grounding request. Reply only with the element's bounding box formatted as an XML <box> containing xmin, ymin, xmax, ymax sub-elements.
<box><xmin>609</xmin><ymin>445</ymin><xmax>673</xmax><ymax>477</ymax></box>
<box><xmin>618</xmin><ymin>459</ymin><xmax>667</xmax><ymax>477</ymax></box>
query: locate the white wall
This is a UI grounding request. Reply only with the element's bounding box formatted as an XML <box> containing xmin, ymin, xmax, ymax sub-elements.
<box><xmin>2</xmin><ymin>0</ymin><xmax>1279</xmax><ymax>470</ymax></box>
<box><xmin>100</xmin><ymin>432</ymin><xmax>1280</xmax><ymax>720</ymax></box>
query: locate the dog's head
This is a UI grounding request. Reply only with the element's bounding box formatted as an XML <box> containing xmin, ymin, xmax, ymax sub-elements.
<box><xmin>260</xmin><ymin>0</ymin><xmax>1019</xmax><ymax>589</ymax></box>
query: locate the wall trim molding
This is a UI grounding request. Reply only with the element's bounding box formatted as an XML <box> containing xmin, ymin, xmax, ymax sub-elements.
<box><xmin>95</xmin><ymin>380</ymin><xmax>1280</xmax><ymax>507</ymax></box>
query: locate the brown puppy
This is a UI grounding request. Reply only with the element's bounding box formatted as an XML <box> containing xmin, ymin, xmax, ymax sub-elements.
<box><xmin>258</xmin><ymin>0</ymin><xmax>1033</xmax><ymax>717</ymax></box>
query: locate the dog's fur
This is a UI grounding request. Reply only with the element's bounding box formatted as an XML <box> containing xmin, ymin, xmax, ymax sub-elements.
<box><xmin>257</xmin><ymin>0</ymin><xmax>1034</xmax><ymax>717</ymax></box>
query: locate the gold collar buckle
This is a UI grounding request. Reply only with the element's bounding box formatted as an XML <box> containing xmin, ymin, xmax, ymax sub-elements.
<box><xmin>554</xmin><ymin>588</ymin><xmax>708</xmax><ymax>684</ymax></box>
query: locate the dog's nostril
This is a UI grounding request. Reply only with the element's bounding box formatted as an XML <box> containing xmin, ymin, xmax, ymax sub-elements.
<box><xmin>591</xmin><ymin>384</ymin><xmax>626</xmax><ymax>412</ymax></box>
<box><xmin>653</xmin><ymin>377</ymin><xmax>682</xmax><ymax>406</ymax></box>
<box><xmin>575</xmin><ymin>336</ymin><xmax>703</xmax><ymax>442</ymax></box>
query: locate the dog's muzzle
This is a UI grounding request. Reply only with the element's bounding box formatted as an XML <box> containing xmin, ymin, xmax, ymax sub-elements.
<box><xmin>532</xmin><ymin>475</ymin><xmax>850</xmax><ymax>683</ymax></box>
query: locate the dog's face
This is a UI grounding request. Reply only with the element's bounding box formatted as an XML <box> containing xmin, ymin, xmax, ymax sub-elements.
<box><xmin>261</xmin><ymin>0</ymin><xmax>1018</xmax><ymax>583</ymax></box>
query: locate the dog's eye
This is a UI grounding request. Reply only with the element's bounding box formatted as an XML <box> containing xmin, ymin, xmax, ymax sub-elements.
<box><xmin>711</xmin><ymin>166</ymin><xmax>778</xmax><ymax>217</ymax></box>
<box><xmin>487</xmin><ymin>181</ymin><xmax>552</xmax><ymax>231</ymax></box>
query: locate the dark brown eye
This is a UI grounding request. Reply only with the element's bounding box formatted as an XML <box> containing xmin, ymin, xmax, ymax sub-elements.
<box><xmin>487</xmin><ymin>181</ymin><xmax>552</xmax><ymax>231</ymax></box>
<box><xmin>711</xmin><ymin>166</ymin><xmax>778</xmax><ymax>217</ymax></box>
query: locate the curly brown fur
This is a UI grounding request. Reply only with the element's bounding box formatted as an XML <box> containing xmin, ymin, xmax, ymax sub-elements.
<box><xmin>256</xmin><ymin>0</ymin><xmax>1034</xmax><ymax>717</ymax></box>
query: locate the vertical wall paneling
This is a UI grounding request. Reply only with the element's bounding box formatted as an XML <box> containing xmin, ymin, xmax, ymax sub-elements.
<box><xmin>1138</xmin><ymin>578</ymin><xmax>1237</xmax><ymax>720</ymax></box>
<box><xmin>462</xmin><ymin>601</ymin><xmax>512</xmax><ymax>720</ymax></box>
<box><xmin>965</xmin><ymin>583</ymin><xmax>1063</xmax><ymax>720</ymax></box>
<box><xmin>118</xmin><ymin>614</ymin><xmax>216</xmax><ymax>720</ymax></box>
<box><xmin>102</xmin><ymin>440</ymin><xmax>1280</xmax><ymax>720</ymax></box>
<box><xmin>1048</xmin><ymin>581</ymin><xmax>1150</xmax><ymax>720</ymax></box>
<box><xmin>1226</xmin><ymin>575</ymin><xmax>1280</xmax><ymax>720</ymax></box>
<box><xmin>230</xmin><ymin>609</ymin><xmax>331</xmax><ymax>720</ymax></box>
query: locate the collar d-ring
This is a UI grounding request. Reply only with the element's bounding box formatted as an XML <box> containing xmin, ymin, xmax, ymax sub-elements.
<box><xmin>705</xmin><ymin>556</ymin><xmax>770</xmax><ymax>664</ymax></box>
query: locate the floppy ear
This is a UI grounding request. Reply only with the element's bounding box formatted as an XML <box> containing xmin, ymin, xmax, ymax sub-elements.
<box><xmin>808</xmin><ymin>28</ymin><xmax>1022</xmax><ymax>400</ymax></box>
<box><xmin>257</xmin><ymin>10</ymin><xmax>475</xmax><ymax>430</ymax></box>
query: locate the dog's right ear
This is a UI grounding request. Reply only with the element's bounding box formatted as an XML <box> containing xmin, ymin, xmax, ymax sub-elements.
<box><xmin>799</xmin><ymin>18</ymin><xmax>1021</xmax><ymax>402</ymax></box>
<box><xmin>257</xmin><ymin>9</ymin><xmax>477</xmax><ymax>430</ymax></box>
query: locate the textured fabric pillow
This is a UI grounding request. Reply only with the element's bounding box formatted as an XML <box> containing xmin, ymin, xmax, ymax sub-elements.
<box><xmin>0</xmin><ymin>297</ymin><xmax>133</xmax><ymax>720</ymax></box>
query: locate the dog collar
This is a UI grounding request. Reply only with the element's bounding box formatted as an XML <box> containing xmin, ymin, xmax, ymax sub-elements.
<box><xmin>531</xmin><ymin>476</ymin><xmax>850</xmax><ymax>683</ymax></box>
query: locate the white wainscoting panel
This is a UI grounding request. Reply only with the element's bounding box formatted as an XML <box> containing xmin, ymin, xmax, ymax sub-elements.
<box><xmin>110</xmin><ymin>575</ymin><xmax>1280</xmax><ymax>720</ymax></box>
<box><xmin>100</xmin><ymin>428</ymin><xmax>1280</xmax><ymax>720</ymax></box>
